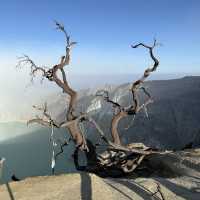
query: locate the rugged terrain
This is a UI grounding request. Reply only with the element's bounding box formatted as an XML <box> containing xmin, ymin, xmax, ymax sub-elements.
<box><xmin>0</xmin><ymin>149</ymin><xmax>200</xmax><ymax>200</ymax></box>
<box><xmin>50</xmin><ymin>76</ymin><xmax>200</xmax><ymax>150</ymax></box>
<box><xmin>0</xmin><ymin>76</ymin><xmax>200</xmax><ymax>199</ymax></box>
<box><xmin>0</xmin><ymin>76</ymin><xmax>200</xmax><ymax>183</ymax></box>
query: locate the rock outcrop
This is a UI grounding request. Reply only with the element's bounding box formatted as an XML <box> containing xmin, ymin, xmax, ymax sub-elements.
<box><xmin>1</xmin><ymin>149</ymin><xmax>200</xmax><ymax>200</ymax></box>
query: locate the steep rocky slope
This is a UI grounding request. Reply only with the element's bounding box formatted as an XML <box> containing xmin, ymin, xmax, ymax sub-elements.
<box><xmin>49</xmin><ymin>76</ymin><xmax>200</xmax><ymax>150</ymax></box>
<box><xmin>1</xmin><ymin>76</ymin><xmax>200</xmax><ymax>185</ymax></box>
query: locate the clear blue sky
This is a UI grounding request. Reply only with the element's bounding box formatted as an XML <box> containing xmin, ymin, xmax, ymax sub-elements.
<box><xmin>0</xmin><ymin>0</ymin><xmax>200</xmax><ymax>122</ymax></box>
<box><xmin>0</xmin><ymin>0</ymin><xmax>200</xmax><ymax>75</ymax></box>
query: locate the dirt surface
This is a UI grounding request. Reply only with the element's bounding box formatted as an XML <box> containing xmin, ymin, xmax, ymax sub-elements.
<box><xmin>0</xmin><ymin>173</ymin><xmax>123</xmax><ymax>200</ymax></box>
<box><xmin>0</xmin><ymin>149</ymin><xmax>200</xmax><ymax>200</ymax></box>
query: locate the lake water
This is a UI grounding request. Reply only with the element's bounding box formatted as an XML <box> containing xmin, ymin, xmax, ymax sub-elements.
<box><xmin>0</xmin><ymin>122</ymin><xmax>79</xmax><ymax>184</ymax></box>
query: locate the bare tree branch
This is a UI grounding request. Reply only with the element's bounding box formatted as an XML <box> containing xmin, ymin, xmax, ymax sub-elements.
<box><xmin>16</xmin><ymin>55</ymin><xmax>46</xmax><ymax>82</ymax></box>
<box><xmin>130</xmin><ymin>39</ymin><xmax>159</xmax><ymax>90</ymax></box>
<box><xmin>54</xmin><ymin>21</ymin><xmax>77</xmax><ymax>67</ymax></box>
<box><xmin>110</xmin><ymin>40</ymin><xmax>159</xmax><ymax>144</ymax></box>
<box><xmin>54</xmin><ymin>138</ymin><xmax>71</xmax><ymax>161</ymax></box>
<box><xmin>19</xmin><ymin>22</ymin><xmax>168</xmax><ymax>176</ymax></box>
<box><xmin>21</xmin><ymin>21</ymin><xmax>87</xmax><ymax>151</ymax></box>
<box><xmin>96</xmin><ymin>90</ymin><xmax>122</xmax><ymax>110</ymax></box>
<box><xmin>27</xmin><ymin>103</ymin><xmax>60</xmax><ymax>128</ymax></box>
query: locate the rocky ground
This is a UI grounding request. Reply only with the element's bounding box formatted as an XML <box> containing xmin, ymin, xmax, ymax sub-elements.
<box><xmin>0</xmin><ymin>149</ymin><xmax>200</xmax><ymax>200</ymax></box>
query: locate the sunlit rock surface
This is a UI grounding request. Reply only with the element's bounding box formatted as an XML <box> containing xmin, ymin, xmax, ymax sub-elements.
<box><xmin>0</xmin><ymin>149</ymin><xmax>200</xmax><ymax>200</ymax></box>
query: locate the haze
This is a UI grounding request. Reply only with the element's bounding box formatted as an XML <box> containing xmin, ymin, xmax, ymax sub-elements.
<box><xmin>0</xmin><ymin>0</ymin><xmax>200</xmax><ymax>121</ymax></box>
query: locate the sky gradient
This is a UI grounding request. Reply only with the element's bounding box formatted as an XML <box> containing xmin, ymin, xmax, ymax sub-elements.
<box><xmin>0</xmin><ymin>0</ymin><xmax>200</xmax><ymax>121</ymax></box>
<box><xmin>0</xmin><ymin>0</ymin><xmax>200</xmax><ymax>74</ymax></box>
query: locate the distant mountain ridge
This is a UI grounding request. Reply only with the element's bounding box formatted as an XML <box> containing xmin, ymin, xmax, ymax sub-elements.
<box><xmin>0</xmin><ymin>76</ymin><xmax>200</xmax><ymax>182</ymax></box>
<box><xmin>49</xmin><ymin>76</ymin><xmax>200</xmax><ymax>150</ymax></box>
<box><xmin>0</xmin><ymin>73</ymin><xmax>197</xmax><ymax>122</ymax></box>
<box><xmin>1</xmin><ymin>76</ymin><xmax>200</xmax><ymax>147</ymax></box>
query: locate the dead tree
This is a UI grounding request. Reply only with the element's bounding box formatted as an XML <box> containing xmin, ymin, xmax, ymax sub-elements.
<box><xmin>17</xmin><ymin>22</ymin><xmax>88</xmax><ymax>151</ymax></box>
<box><xmin>17</xmin><ymin>22</ymin><xmax>170</xmax><ymax>176</ymax></box>
<box><xmin>94</xmin><ymin>40</ymin><xmax>160</xmax><ymax>173</ymax></box>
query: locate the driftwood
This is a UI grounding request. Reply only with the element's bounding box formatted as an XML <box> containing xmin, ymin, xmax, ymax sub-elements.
<box><xmin>17</xmin><ymin>22</ymin><xmax>170</xmax><ymax>176</ymax></box>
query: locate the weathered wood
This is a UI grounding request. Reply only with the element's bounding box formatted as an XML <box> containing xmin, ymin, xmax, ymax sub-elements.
<box><xmin>18</xmin><ymin>22</ymin><xmax>166</xmax><ymax>176</ymax></box>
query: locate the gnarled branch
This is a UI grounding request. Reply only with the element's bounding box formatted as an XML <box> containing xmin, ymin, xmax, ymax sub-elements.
<box><xmin>27</xmin><ymin>102</ymin><xmax>60</xmax><ymax>128</ymax></box>
<box><xmin>21</xmin><ymin>21</ymin><xmax>87</xmax><ymax>152</ymax></box>
<box><xmin>16</xmin><ymin>55</ymin><xmax>46</xmax><ymax>82</ymax></box>
<box><xmin>97</xmin><ymin>40</ymin><xmax>159</xmax><ymax>146</ymax></box>
<box><xmin>19</xmin><ymin>22</ymin><xmax>165</xmax><ymax>176</ymax></box>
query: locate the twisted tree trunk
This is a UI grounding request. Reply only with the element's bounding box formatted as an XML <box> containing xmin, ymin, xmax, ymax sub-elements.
<box><xmin>18</xmin><ymin>22</ymin><xmax>170</xmax><ymax>176</ymax></box>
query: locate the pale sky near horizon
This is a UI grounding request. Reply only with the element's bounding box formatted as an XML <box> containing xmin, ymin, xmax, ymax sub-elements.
<box><xmin>0</xmin><ymin>0</ymin><xmax>200</xmax><ymax>74</ymax></box>
<box><xmin>0</xmin><ymin>0</ymin><xmax>200</xmax><ymax>121</ymax></box>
